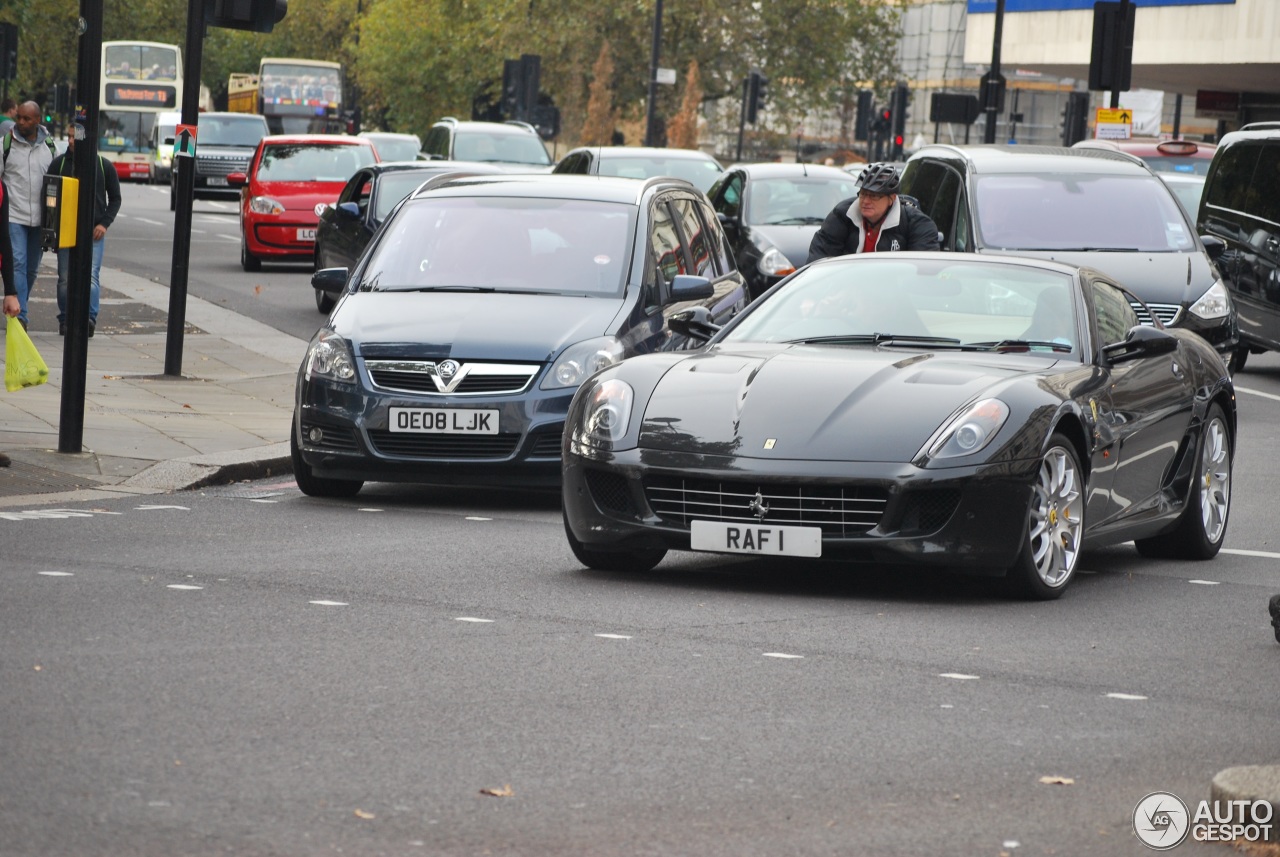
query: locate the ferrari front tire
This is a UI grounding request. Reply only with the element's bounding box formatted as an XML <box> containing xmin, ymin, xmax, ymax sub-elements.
<box><xmin>563</xmin><ymin>515</ymin><xmax>666</xmax><ymax>573</ymax></box>
<box><xmin>1005</xmin><ymin>434</ymin><xmax>1084</xmax><ymax>600</ymax></box>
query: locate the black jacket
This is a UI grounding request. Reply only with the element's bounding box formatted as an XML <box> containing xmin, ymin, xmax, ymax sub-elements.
<box><xmin>806</xmin><ymin>195</ymin><xmax>940</xmax><ymax>264</ymax></box>
<box><xmin>48</xmin><ymin>151</ymin><xmax>122</xmax><ymax>230</ymax></box>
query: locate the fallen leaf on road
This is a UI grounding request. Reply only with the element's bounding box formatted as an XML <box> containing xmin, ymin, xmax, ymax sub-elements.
<box><xmin>103</xmin><ymin>375</ymin><xmax>121</xmax><ymax>380</ymax></box>
<box><xmin>354</xmin><ymin>809</ymin><xmax>375</xmax><ymax>819</ymax></box>
<box><xmin>182</xmin><ymin>404</ymin><xmax>192</xmax><ymax>409</ymax></box>
<box><xmin>254</xmin><ymin>285</ymin><xmax>263</xmax><ymax>295</ymax></box>
<box><xmin>1038</xmin><ymin>775</ymin><xmax>1075</xmax><ymax>785</ymax></box>
<box><xmin>480</xmin><ymin>784</ymin><xmax>514</xmax><ymax>797</ymax></box>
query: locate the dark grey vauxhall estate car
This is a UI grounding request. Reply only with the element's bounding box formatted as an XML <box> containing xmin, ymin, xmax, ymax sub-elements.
<box><xmin>293</xmin><ymin>174</ymin><xmax>748</xmax><ymax>497</ymax></box>
<box><xmin>899</xmin><ymin>145</ymin><xmax>1238</xmax><ymax>364</ymax></box>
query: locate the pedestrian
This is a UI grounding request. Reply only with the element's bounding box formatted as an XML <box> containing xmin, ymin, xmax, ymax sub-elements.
<box><xmin>1</xmin><ymin>170</ymin><xmax>19</xmax><ymax>467</ymax></box>
<box><xmin>0</xmin><ymin>97</ymin><xmax>17</xmax><ymax>137</ymax></box>
<box><xmin>2</xmin><ymin>101</ymin><xmax>57</xmax><ymax>330</ymax></box>
<box><xmin>805</xmin><ymin>162</ymin><xmax>940</xmax><ymax>264</ymax></box>
<box><xmin>49</xmin><ymin>125</ymin><xmax>121</xmax><ymax>338</ymax></box>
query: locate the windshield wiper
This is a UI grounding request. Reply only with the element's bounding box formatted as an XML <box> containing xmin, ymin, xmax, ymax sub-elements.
<box><xmin>1016</xmin><ymin>247</ymin><xmax>1141</xmax><ymax>252</ymax></box>
<box><xmin>767</xmin><ymin>216</ymin><xmax>826</xmax><ymax>225</ymax></box>
<box><xmin>965</xmin><ymin>339</ymin><xmax>1073</xmax><ymax>353</ymax></box>
<box><xmin>787</xmin><ymin>333</ymin><xmax>963</xmax><ymax>347</ymax></box>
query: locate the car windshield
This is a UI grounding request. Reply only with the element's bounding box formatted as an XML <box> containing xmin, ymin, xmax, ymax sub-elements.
<box><xmin>368</xmin><ymin>136</ymin><xmax>421</xmax><ymax>162</ymax></box>
<box><xmin>455</xmin><ymin>131</ymin><xmax>551</xmax><ymax>166</ymax></box>
<box><xmin>975</xmin><ymin>174</ymin><xmax>1194</xmax><ymax>252</ymax></box>
<box><xmin>596</xmin><ymin>156</ymin><xmax>724</xmax><ymax>191</ymax></box>
<box><xmin>373</xmin><ymin>171</ymin><xmax>446</xmax><ymax>221</ymax></box>
<box><xmin>199</xmin><ymin>115</ymin><xmax>268</xmax><ymax>147</ymax></box>
<box><xmin>361</xmin><ymin>196</ymin><xmax>636</xmax><ymax>296</ymax></box>
<box><xmin>258</xmin><ymin>143</ymin><xmax>376</xmax><ymax>182</ymax></box>
<box><xmin>723</xmin><ymin>258</ymin><xmax>1080</xmax><ymax>355</ymax></box>
<box><xmin>747</xmin><ymin>176</ymin><xmax>861</xmax><ymax>225</ymax></box>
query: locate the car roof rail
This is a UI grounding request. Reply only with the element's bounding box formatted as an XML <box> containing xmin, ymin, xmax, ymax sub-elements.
<box><xmin>436</xmin><ymin>116</ymin><xmax>459</xmax><ymax>126</ymax></box>
<box><xmin>504</xmin><ymin>120</ymin><xmax>537</xmax><ymax>133</ymax></box>
<box><xmin>1240</xmin><ymin>121</ymin><xmax>1280</xmax><ymax>131</ymax></box>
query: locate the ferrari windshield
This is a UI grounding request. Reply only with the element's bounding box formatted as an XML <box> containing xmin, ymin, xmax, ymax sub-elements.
<box><xmin>724</xmin><ymin>258</ymin><xmax>1081</xmax><ymax>354</ymax></box>
<box><xmin>360</xmin><ymin>196</ymin><xmax>636</xmax><ymax>296</ymax></box>
<box><xmin>975</xmin><ymin>174</ymin><xmax>1195</xmax><ymax>252</ymax></box>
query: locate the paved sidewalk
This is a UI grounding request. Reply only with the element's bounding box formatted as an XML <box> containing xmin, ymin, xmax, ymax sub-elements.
<box><xmin>0</xmin><ymin>263</ymin><xmax>306</xmax><ymax>508</ymax></box>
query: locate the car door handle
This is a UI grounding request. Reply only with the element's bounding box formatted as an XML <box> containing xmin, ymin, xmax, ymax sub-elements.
<box><xmin>1170</xmin><ymin>360</ymin><xmax>1184</xmax><ymax>380</ymax></box>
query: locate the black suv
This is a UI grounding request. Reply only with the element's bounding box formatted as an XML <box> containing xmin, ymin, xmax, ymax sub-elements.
<box><xmin>1197</xmin><ymin>122</ymin><xmax>1280</xmax><ymax>371</ymax></box>
<box><xmin>899</xmin><ymin>145</ymin><xmax>1238</xmax><ymax>364</ymax></box>
<box><xmin>171</xmin><ymin>112</ymin><xmax>269</xmax><ymax>210</ymax></box>
<box><xmin>421</xmin><ymin>118</ymin><xmax>552</xmax><ymax>171</ymax></box>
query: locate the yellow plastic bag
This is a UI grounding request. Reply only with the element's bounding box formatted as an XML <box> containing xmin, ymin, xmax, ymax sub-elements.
<box><xmin>5</xmin><ymin>316</ymin><xmax>50</xmax><ymax>391</ymax></box>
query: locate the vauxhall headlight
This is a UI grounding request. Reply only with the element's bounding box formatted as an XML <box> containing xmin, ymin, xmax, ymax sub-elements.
<box><xmin>577</xmin><ymin>378</ymin><xmax>635</xmax><ymax>449</ymax></box>
<box><xmin>249</xmin><ymin>196</ymin><xmax>286</xmax><ymax>215</ymax></box>
<box><xmin>921</xmin><ymin>398</ymin><xmax>1010</xmax><ymax>461</ymax></box>
<box><xmin>758</xmin><ymin>246</ymin><xmax>796</xmax><ymax>278</ymax></box>
<box><xmin>304</xmin><ymin>329</ymin><xmax>356</xmax><ymax>382</ymax></box>
<box><xmin>1188</xmin><ymin>280</ymin><xmax>1232</xmax><ymax>321</ymax></box>
<box><xmin>541</xmin><ymin>337</ymin><xmax>624</xmax><ymax>390</ymax></box>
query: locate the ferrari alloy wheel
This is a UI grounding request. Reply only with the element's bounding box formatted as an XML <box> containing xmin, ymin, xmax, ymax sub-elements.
<box><xmin>1007</xmin><ymin>434</ymin><xmax>1084</xmax><ymax>600</ymax></box>
<box><xmin>291</xmin><ymin>429</ymin><xmax>363</xmax><ymax>498</ymax></box>
<box><xmin>563</xmin><ymin>516</ymin><xmax>666</xmax><ymax>573</ymax></box>
<box><xmin>1135</xmin><ymin>403</ymin><xmax>1231</xmax><ymax>560</ymax></box>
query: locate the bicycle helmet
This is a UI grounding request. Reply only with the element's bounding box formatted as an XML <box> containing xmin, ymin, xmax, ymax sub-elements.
<box><xmin>854</xmin><ymin>162</ymin><xmax>900</xmax><ymax>195</ymax></box>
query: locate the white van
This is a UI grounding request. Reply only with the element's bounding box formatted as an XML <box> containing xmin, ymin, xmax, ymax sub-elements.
<box><xmin>150</xmin><ymin>110</ymin><xmax>181</xmax><ymax>184</ymax></box>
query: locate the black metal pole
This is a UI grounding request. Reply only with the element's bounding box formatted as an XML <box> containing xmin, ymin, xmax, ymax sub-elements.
<box><xmin>643</xmin><ymin>0</ymin><xmax>663</xmax><ymax>147</ymax></box>
<box><xmin>164</xmin><ymin>0</ymin><xmax>205</xmax><ymax>376</ymax></box>
<box><xmin>983</xmin><ymin>0</ymin><xmax>1005</xmax><ymax>144</ymax></box>
<box><xmin>58</xmin><ymin>0</ymin><xmax>103</xmax><ymax>453</ymax></box>
<box><xmin>1110</xmin><ymin>0</ymin><xmax>1131</xmax><ymax>109</ymax></box>
<box><xmin>736</xmin><ymin>76</ymin><xmax>747</xmax><ymax>161</ymax></box>
<box><xmin>1172</xmin><ymin>93</ymin><xmax>1182</xmax><ymax>138</ymax></box>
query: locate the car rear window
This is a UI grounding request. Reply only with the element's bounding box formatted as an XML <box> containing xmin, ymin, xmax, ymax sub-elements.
<box><xmin>199</xmin><ymin>115</ymin><xmax>268</xmax><ymax>147</ymax></box>
<box><xmin>974</xmin><ymin>174</ymin><xmax>1194</xmax><ymax>252</ymax></box>
<box><xmin>361</xmin><ymin>196</ymin><xmax>636</xmax><ymax>296</ymax></box>
<box><xmin>597</xmin><ymin>157</ymin><xmax>724</xmax><ymax>191</ymax></box>
<box><xmin>454</xmin><ymin>131</ymin><xmax>551</xmax><ymax>166</ymax></box>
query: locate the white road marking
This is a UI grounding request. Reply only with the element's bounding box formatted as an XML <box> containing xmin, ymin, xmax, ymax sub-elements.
<box><xmin>135</xmin><ymin>217</ymin><xmax>163</xmax><ymax>226</ymax></box>
<box><xmin>249</xmin><ymin>499</ymin><xmax>277</xmax><ymax>504</ymax></box>
<box><xmin>218</xmin><ymin>234</ymin><xmax>238</xmax><ymax>242</ymax></box>
<box><xmin>455</xmin><ymin>617</ymin><xmax>493</xmax><ymax>623</ymax></box>
<box><xmin>939</xmin><ymin>672</ymin><xmax>980</xmax><ymax>680</ymax></box>
<box><xmin>1236</xmin><ymin>386</ymin><xmax>1280</xmax><ymax>404</ymax></box>
<box><xmin>358</xmin><ymin>508</ymin><xmax>383</xmax><ymax>513</ymax></box>
<box><xmin>1106</xmin><ymin>692</ymin><xmax>1147</xmax><ymax>700</ymax></box>
<box><xmin>0</xmin><ymin>508</ymin><xmax>121</xmax><ymax>520</ymax></box>
<box><xmin>310</xmin><ymin>600</ymin><xmax>348</xmax><ymax>606</ymax></box>
<box><xmin>1188</xmin><ymin>579</ymin><xmax>1221</xmax><ymax>585</ymax></box>
<box><xmin>167</xmin><ymin>584</ymin><xmax>203</xmax><ymax>590</ymax></box>
<box><xmin>940</xmin><ymin>704</ymin><xmax>954</xmax><ymax>708</ymax></box>
<box><xmin>595</xmin><ymin>633</ymin><xmax>631</xmax><ymax>640</ymax></box>
<box><xmin>191</xmin><ymin>229</ymin><xmax>206</xmax><ymax>234</ymax></box>
<box><xmin>1222</xmin><ymin>548</ymin><xmax>1280</xmax><ymax>559</ymax></box>
<box><xmin>763</xmin><ymin>652</ymin><xmax>804</xmax><ymax>659</ymax></box>
<box><xmin>38</xmin><ymin>571</ymin><xmax>74</xmax><ymax>576</ymax></box>
<box><xmin>136</xmin><ymin>505</ymin><xmax>190</xmax><ymax>511</ymax></box>
<box><xmin>466</xmin><ymin>516</ymin><xmax>492</xmax><ymax>521</ymax></box>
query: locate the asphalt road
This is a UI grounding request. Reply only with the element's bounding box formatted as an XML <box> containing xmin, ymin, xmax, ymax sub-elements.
<box><xmin>5</xmin><ymin>179</ymin><xmax>1278</xmax><ymax>856</ymax></box>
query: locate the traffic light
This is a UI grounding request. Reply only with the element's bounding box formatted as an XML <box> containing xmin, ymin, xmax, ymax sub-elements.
<box><xmin>0</xmin><ymin>22</ymin><xmax>17</xmax><ymax>81</ymax></box>
<box><xmin>745</xmin><ymin>69</ymin><xmax>767</xmax><ymax>124</ymax></box>
<box><xmin>1061</xmin><ymin>90</ymin><xmax>1090</xmax><ymax>146</ymax></box>
<box><xmin>891</xmin><ymin>82</ymin><xmax>910</xmax><ymax>157</ymax></box>
<box><xmin>205</xmin><ymin>0</ymin><xmax>288</xmax><ymax>33</ymax></box>
<box><xmin>854</xmin><ymin>90</ymin><xmax>873</xmax><ymax>141</ymax></box>
<box><xmin>875</xmin><ymin>106</ymin><xmax>892</xmax><ymax>135</ymax></box>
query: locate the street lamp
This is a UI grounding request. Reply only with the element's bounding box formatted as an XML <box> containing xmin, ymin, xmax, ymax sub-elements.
<box><xmin>644</xmin><ymin>0</ymin><xmax>663</xmax><ymax>147</ymax></box>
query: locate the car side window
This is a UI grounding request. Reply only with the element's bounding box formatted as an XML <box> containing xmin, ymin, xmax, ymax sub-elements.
<box><xmin>558</xmin><ymin>152</ymin><xmax>585</xmax><ymax>174</ymax></box>
<box><xmin>424</xmin><ymin>127</ymin><xmax>447</xmax><ymax>158</ymax></box>
<box><xmin>1242</xmin><ymin>144</ymin><xmax>1280</xmax><ymax>225</ymax></box>
<box><xmin>1092</xmin><ymin>279</ymin><xmax>1139</xmax><ymax>346</ymax></box>
<box><xmin>931</xmin><ymin>170</ymin><xmax>962</xmax><ymax>249</ymax></box>
<box><xmin>1204</xmin><ymin>142</ymin><xmax>1261</xmax><ymax>214</ymax></box>
<box><xmin>645</xmin><ymin>198</ymin><xmax>688</xmax><ymax>310</ymax></box>
<box><xmin>713</xmin><ymin>172</ymin><xmax>744</xmax><ymax>219</ymax></box>
<box><xmin>670</xmin><ymin>197</ymin><xmax>714</xmax><ymax>278</ymax></box>
<box><xmin>903</xmin><ymin>161</ymin><xmax>945</xmax><ymax>213</ymax></box>
<box><xmin>698</xmin><ymin>199</ymin><xmax>735</xmax><ymax>275</ymax></box>
<box><xmin>338</xmin><ymin>170</ymin><xmax>367</xmax><ymax>205</ymax></box>
<box><xmin>954</xmin><ymin>189</ymin><xmax>972</xmax><ymax>252</ymax></box>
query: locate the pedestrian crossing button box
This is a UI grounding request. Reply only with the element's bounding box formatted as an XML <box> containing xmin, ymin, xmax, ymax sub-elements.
<box><xmin>42</xmin><ymin>174</ymin><xmax>79</xmax><ymax>251</ymax></box>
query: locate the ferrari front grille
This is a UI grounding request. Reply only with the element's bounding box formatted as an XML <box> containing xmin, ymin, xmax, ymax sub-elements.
<box><xmin>644</xmin><ymin>477</ymin><xmax>889</xmax><ymax>538</ymax></box>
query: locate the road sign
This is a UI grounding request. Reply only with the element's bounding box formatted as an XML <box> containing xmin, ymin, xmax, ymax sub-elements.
<box><xmin>655</xmin><ymin>67</ymin><xmax>677</xmax><ymax>85</ymax></box>
<box><xmin>174</xmin><ymin>124</ymin><xmax>197</xmax><ymax>158</ymax></box>
<box><xmin>1094</xmin><ymin>106</ymin><xmax>1132</xmax><ymax>140</ymax></box>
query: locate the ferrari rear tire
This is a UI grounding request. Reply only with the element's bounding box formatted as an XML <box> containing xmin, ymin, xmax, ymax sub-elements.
<box><xmin>563</xmin><ymin>515</ymin><xmax>666</xmax><ymax>573</ymax></box>
<box><xmin>241</xmin><ymin>233</ymin><xmax>261</xmax><ymax>272</ymax></box>
<box><xmin>1005</xmin><ymin>434</ymin><xmax>1084</xmax><ymax>600</ymax></box>
<box><xmin>1134</xmin><ymin>403</ymin><xmax>1231</xmax><ymax>560</ymax></box>
<box><xmin>291</xmin><ymin>430</ymin><xmax>363</xmax><ymax>498</ymax></box>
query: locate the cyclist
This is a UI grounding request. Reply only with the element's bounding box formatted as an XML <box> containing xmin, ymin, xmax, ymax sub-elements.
<box><xmin>806</xmin><ymin>162</ymin><xmax>939</xmax><ymax>263</ymax></box>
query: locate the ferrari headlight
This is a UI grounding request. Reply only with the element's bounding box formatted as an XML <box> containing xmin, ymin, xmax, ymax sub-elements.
<box><xmin>304</xmin><ymin>329</ymin><xmax>356</xmax><ymax>382</ymax></box>
<box><xmin>923</xmin><ymin>398</ymin><xmax>1009</xmax><ymax>461</ymax></box>
<box><xmin>758</xmin><ymin>246</ymin><xmax>796</xmax><ymax>278</ymax></box>
<box><xmin>1187</xmin><ymin>279</ymin><xmax>1232</xmax><ymax>321</ymax></box>
<box><xmin>250</xmin><ymin>196</ymin><xmax>286</xmax><ymax>215</ymax></box>
<box><xmin>541</xmin><ymin>337</ymin><xmax>624</xmax><ymax>390</ymax></box>
<box><xmin>578</xmin><ymin>378</ymin><xmax>634</xmax><ymax>449</ymax></box>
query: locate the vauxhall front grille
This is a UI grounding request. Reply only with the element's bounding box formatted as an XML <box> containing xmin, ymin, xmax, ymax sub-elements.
<box><xmin>364</xmin><ymin>361</ymin><xmax>538</xmax><ymax>396</ymax></box>
<box><xmin>644</xmin><ymin>477</ymin><xmax>889</xmax><ymax>538</ymax></box>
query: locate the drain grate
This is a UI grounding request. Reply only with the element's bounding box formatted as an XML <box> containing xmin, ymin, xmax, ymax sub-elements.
<box><xmin>0</xmin><ymin>460</ymin><xmax>111</xmax><ymax>498</ymax></box>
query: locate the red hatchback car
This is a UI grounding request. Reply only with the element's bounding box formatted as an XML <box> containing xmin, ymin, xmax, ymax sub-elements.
<box><xmin>231</xmin><ymin>134</ymin><xmax>379</xmax><ymax>271</ymax></box>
